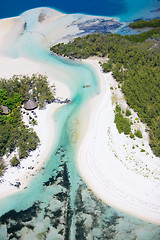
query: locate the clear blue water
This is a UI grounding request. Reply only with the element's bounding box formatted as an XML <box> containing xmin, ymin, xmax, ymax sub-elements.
<box><xmin>0</xmin><ymin>0</ymin><xmax>160</xmax><ymax>21</ymax></box>
<box><xmin>0</xmin><ymin>1</ymin><xmax>160</xmax><ymax>240</ymax></box>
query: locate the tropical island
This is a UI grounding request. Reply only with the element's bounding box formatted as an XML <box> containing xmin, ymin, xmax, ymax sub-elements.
<box><xmin>0</xmin><ymin>9</ymin><xmax>160</xmax><ymax>239</ymax></box>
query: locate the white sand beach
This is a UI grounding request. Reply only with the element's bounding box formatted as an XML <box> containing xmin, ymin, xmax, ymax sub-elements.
<box><xmin>0</xmin><ymin>7</ymin><xmax>160</xmax><ymax>226</ymax></box>
<box><xmin>77</xmin><ymin>58</ymin><xmax>160</xmax><ymax>225</ymax></box>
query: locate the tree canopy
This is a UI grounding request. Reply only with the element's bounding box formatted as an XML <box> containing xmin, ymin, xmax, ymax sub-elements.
<box><xmin>0</xmin><ymin>74</ymin><xmax>55</xmax><ymax>170</ymax></box>
<box><xmin>129</xmin><ymin>19</ymin><xmax>160</xmax><ymax>29</ymax></box>
<box><xmin>50</xmin><ymin>29</ymin><xmax>160</xmax><ymax>156</ymax></box>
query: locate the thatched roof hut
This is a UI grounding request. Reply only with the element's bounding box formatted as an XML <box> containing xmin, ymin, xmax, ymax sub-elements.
<box><xmin>0</xmin><ymin>105</ymin><xmax>9</xmax><ymax>115</ymax></box>
<box><xmin>24</xmin><ymin>99</ymin><xmax>37</xmax><ymax>110</ymax></box>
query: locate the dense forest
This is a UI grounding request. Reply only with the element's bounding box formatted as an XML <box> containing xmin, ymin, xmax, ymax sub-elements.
<box><xmin>0</xmin><ymin>74</ymin><xmax>55</xmax><ymax>175</ymax></box>
<box><xmin>50</xmin><ymin>28</ymin><xmax>160</xmax><ymax>157</ymax></box>
<box><xmin>129</xmin><ymin>18</ymin><xmax>160</xmax><ymax>29</ymax></box>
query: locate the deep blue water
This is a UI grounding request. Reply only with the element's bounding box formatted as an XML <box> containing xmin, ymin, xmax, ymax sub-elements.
<box><xmin>0</xmin><ymin>0</ymin><xmax>160</xmax><ymax>21</ymax></box>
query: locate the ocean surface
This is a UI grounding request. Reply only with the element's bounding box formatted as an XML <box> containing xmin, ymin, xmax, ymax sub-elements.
<box><xmin>0</xmin><ymin>0</ymin><xmax>160</xmax><ymax>21</ymax></box>
<box><xmin>0</xmin><ymin>1</ymin><xmax>160</xmax><ymax>239</ymax></box>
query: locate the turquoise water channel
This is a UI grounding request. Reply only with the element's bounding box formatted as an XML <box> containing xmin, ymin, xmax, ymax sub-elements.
<box><xmin>0</xmin><ymin>8</ymin><xmax>160</xmax><ymax>240</ymax></box>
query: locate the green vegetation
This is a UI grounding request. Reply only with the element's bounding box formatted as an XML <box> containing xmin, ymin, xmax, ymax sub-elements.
<box><xmin>129</xmin><ymin>19</ymin><xmax>160</xmax><ymax>29</ymax></box>
<box><xmin>50</xmin><ymin>29</ymin><xmax>160</xmax><ymax>156</ymax></box>
<box><xmin>102</xmin><ymin>60</ymin><xmax>113</xmax><ymax>72</ymax></box>
<box><xmin>115</xmin><ymin>104</ymin><xmax>121</xmax><ymax>112</ymax></box>
<box><xmin>0</xmin><ymin>74</ymin><xmax>54</xmax><ymax>109</ymax></box>
<box><xmin>125</xmin><ymin>28</ymin><xmax>160</xmax><ymax>42</ymax></box>
<box><xmin>130</xmin><ymin>132</ymin><xmax>135</xmax><ymax>139</ymax></box>
<box><xmin>135</xmin><ymin>129</ymin><xmax>143</xmax><ymax>138</ymax></box>
<box><xmin>10</xmin><ymin>156</ymin><xmax>19</xmax><ymax>166</ymax></box>
<box><xmin>126</xmin><ymin>109</ymin><xmax>131</xmax><ymax>117</ymax></box>
<box><xmin>31</xmin><ymin>118</ymin><xmax>38</xmax><ymax>126</ymax></box>
<box><xmin>141</xmin><ymin>149</ymin><xmax>145</xmax><ymax>152</ymax></box>
<box><xmin>0</xmin><ymin>74</ymin><xmax>55</xmax><ymax>171</ymax></box>
<box><xmin>0</xmin><ymin>158</ymin><xmax>5</xmax><ymax>176</ymax></box>
<box><xmin>114</xmin><ymin>104</ymin><xmax>132</xmax><ymax>135</ymax></box>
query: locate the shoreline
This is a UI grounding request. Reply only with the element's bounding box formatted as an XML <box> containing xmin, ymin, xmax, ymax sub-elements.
<box><xmin>0</xmin><ymin>7</ymin><xmax>160</xmax><ymax>226</ymax></box>
<box><xmin>77</xmin><ymin>58</ymin><xmax>160</xmax><ymax>225</ymax></box>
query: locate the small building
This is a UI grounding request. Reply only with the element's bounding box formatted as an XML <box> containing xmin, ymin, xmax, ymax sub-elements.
<box><xmin>0</xmin><ymin>105</ymin><xmax>9</xmax><ymax>115</ymax></box>
<box><xmin>24</xmin><ymin>99</ymin><xmax>37</xmax><ymax>110</ymax></box>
